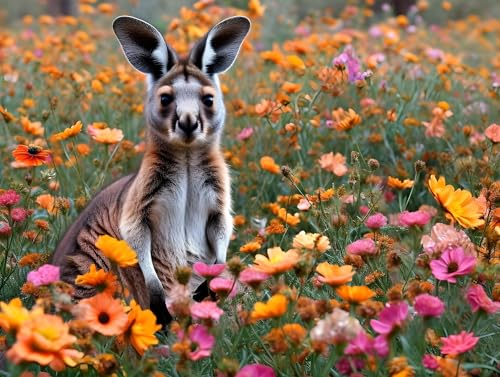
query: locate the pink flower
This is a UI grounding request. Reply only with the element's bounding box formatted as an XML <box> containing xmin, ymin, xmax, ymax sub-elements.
<box><xmin>466</xmin><ymin>284</ymin><xmax>500</xmax><ymax>314</ymax></box>
<box><xmin>346</xmin><ymin>238</ymin><xmax>377</xmax><ymax>256</ymax></box>
<box><xmin>10</xmin><ymin>208</ymin><xmax>29</xmax><ymax>223</ymax></box>
<box><xmin>297</xmin><ymin>198</ymin><xmax>311</xmax><ymax>211</ymax></box>
<box><xmin>335</xmin><ymin>357</ymin><xmax>365</xmax><ymax>375</ymax></box>
<box><xmin>236</xmin><ymin>364</ymin><xmax>275</xmax><ymax>377</ymax></box>
<box><xmin>422</xmin><ymin>354</ymin><xmax>439</xmax><ymax>370</ymax></box>
<box><xmin>0</xmin><ymin>190</ymin><xmax>21</xmax><ymax>207</ymax></box>
<box><xmin>188</xmin><ymin>324</ymin><xmax>215</xmax><ymax>361</ymax></box>
<box><xmin>26</xmin><ymin>264</ymin><xmax>60</xmax><ymax>286</ymax></box>
<box><xmin>0</xmin><ymin>221</ymin><xmax>12</xmax><ymax>237</ymax></box>
<box><xmin>345</xmin><ymin>331</ymin><xmax>374</xmax><ymax>355</ymax></box>
<box><xmin>430</xmin><ymin>247</ymin><xmax>476</xmax><ymax>283</ymax></box>
<box><xmin>421</xmin><ymin>223</ymin><xmax>475</xmax><ymax>256</ymax></box>
<box><xmin>332</xmin><ymin>45</ymin><xmax>369</xmax><ymax>83</ymax></box>
<box><xmin>237</xmin><ymin>127</ymin><xmax>254</xmax><ymax>141</ymax></box>
<box><xmin>365</xmin><ymin>213</ymin><xmax>387</xmax><ymax>229</ymax></box>
<box><xmin>373</xmin><ymin>335</ymin><xmax>389</xmax><ymax>357</ymax></box>
<box><xmin>193</xmin><ymin>262</ymin><xmax>225</xmax><ymax>278</ymax></box>
<box><xmin>441</xmin><ymin>331</ymin><xmax>479</xmax><ymax>356</ymax></box>
<box><xmin>414</xmin><ymin>294</ymin><xmax>445</xmax><ymax>318</ymax></box>
<box><xmin>209</xmin><ymin>277</ymin><xmax>237</xmax><ymax>297</ymax></box>
<box><xmin>239</xmin><ymin>268</ymin><xmax>270</xmax><ymax>288</ymax></box>
<box><xmin>484</xmin><ymin>123</ymin><xmax>499</xmax><ymax>143</ymax></box>
<box><xmin>370</xmin><ymin>301</ymin><xmax>408</xmax><ymax>335</ymax></box>
<box><xmin>398</xmin><ymin>210</ymin><xmax>431</xmax><ymax>227</ymax></box>
<box><xmin>190</xmin><ymin>301</ymin><xmax>224</xmax><ymax>321</ymax></box>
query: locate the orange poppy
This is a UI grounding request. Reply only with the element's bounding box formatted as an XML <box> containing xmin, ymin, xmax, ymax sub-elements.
<box><xmin>12</xmin><ymin>144</ymin><xmax>51</xmax><ymax>167</ymax></box>
<box><xmin>316</xmin><ymin>263</ymin><xmax>355</xmax><ymax>286</ymax></box>
<box><xmin>387</xmin><ymin>176</ymin><xmax>414</xmax><ymax>190</ymax></box>
<box><xmin>250</xmin><ymin>294</ymin><xmax>288</xmax><ymax>322</ymax></box>
<box><xmin>50</xmin><ymin>121</ymin><xmax>83</xmax><ymax>142</ymax></box>
<box><xmin>95</xmin><ymin>235</ymin><xmax>138</xmax><ymax>267</ymax></box>
<box><xmin>336</xmin><ymin>285</ymin><xmax>376</xmax><ymax>303</ymax></box>
<box><xmin>125</xmin><ymin>300</ymin><xmax>161</xmax><ymax>355</ymax></box>
<box><xmin>253</xmin><ymin>247</ymin><xmax>300</xmax><ymax>275</ymax></box>
<box><xmin>75</xmin><ymin>264</ymin><xmax>118</xmax><ymax>295</ymax></box>
<box><xmin>76</xmin><ymin>292</ymin><xmax>128</xmax><ymax>336</ymax></box>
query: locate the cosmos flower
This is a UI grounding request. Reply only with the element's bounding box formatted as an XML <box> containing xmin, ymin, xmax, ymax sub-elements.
<box><xmin>190</xmin><ymin>301</ymin><xmax>224</xmax><ymax>321</ymax></box>
<box><xmin>50</xmin><ymin>120</ymin><xmax>83</xmax><ymax>142</ymax></box>
<box><xmin>318</xmin><ymin>152</ymin><xmax>348</xmax><ymax>176</ymax></box>
<box><xmin>95</xmin><ymin>235</ymin><xmax>138</xmax><ymax>267</ymax></box>
<box><xmin>12</xmin><ymin>144</ymin><xmax>51</xmax><ymax>167</ymax></box>
<box><xmin>250</xmin><ymin>294</ymin><xmax>288</xmax><ymax>322</ymax></box>
<box><xmin>336</xmin><ymin>285</ymin><xmax>376</xmax><ymax>303</ymax></box>
<box><xmin>236</xmin><ymin>364</ymin><xmax>275</xmax><ymax>377</ymax></box>
<box><xmin>398</xmin><ymin>210</ymin><xmax>432</xmax><ymax>227</ymax></box>
<box><xmin>188</xmin><ymin>324</ymin><xmax>215</xmax><ymax>361</ymax></box>
<box><xmin>75</xmin><ymin>264</ymin><xmax>118</xmax><ymax>295</ymax></box>
<box><xmin>315</xmin><ymin>263</ymin><xmax>355</xmax><ymax>286</ymax></box>
<box><xmin>76</xmin><ymin>292</ymin><xmax>128</xmax><ymax>336</ymax></box>
<box><xmin>87</xmin><ymin>124</ymin><xmax>124</xmax><ymax>144</ymax></box>
<box><xmin>466</xmin><ymin>284</ymin><xmax>500</xmax><ymax>314</ymax></box>
<box><xmin>370</xmin><ymin>301</ymin><xmax>408</xmax><ymax>335</ymax></box>
<box><xmin>441</xmin><ymin>331</ymin><xmax>479</xmax><ymax>356</ymax></box>
<box><xmin>430</xmin><ymin>247</ymin><xmax>476</xmax><ymax>283</ymax></box>
<box><xmin>125</xmin><ymin>300</ymin><xmax>161</xmax><ymax>355</ymax></box>
<box><xmin>253</xmin><ymin>247</ymin><xmax>300</xmax><ymax>275</ymax></box>
<box><xmin>193</xmin><ymin>262</ymin><xmax>225</xmax><ymax>278</ymax></box>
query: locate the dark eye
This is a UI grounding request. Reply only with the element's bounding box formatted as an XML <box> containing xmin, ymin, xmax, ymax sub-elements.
<box><xmin>202</xmin><ymin>94</ymin><xmax>214</xmax><ymax>107</ymax></box>
<box><xmin>160</xmin><ymin>93</ymin><xmax>174</xmax><ymax>107</ymax></box>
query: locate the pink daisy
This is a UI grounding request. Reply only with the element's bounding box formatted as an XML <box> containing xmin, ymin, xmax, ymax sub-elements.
<box><xmin>430</xmin><ymin>247</ymin><xmax>476</xmax><ymax>283</ymax></box>
<box><xmin>209</xmin><ymin>277</ymin><xmax>238</xmax><ymax>298</ymax></box>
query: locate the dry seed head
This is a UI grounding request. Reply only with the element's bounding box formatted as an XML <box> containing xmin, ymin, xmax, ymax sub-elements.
<box><xmin>175</xmin><ymin>266</ymin><xmax>192</xmax><ymax>285</ymax></box>
<box><xmin>368</xmin><ymin>158</ymin><xmax>380</xmax><ymax>170</ymax></box>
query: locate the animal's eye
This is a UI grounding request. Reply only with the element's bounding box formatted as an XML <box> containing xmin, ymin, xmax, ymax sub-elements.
<box><xmin>160</xmin><ymin>93</ymin><xmax>174</xmax><ymax>107</ymax></box>
<box><xmin>202</xmin><ymin>94</ymin><xmax>214</xmax><ymax>107</ymax></box>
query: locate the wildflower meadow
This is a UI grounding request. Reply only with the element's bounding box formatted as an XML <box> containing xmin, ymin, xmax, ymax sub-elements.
<box><xmin>0</xmin><ymin>0</ymin><xmax>499</xmax><ymax>376</ymax></box>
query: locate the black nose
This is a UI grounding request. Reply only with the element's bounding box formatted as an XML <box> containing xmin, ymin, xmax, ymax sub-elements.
<box><xmin>178</xmin><ymin>118</ymin><xmax>198</xmax><ymax>136</ymax></box>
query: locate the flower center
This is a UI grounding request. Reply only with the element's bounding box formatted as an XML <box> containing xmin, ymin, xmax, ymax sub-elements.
<box><xmin>98</xmin><ymin>312</ymin><xmax>110</xmax><ymax>324</ymax></box>
<box><xmin>27</xmin><ymin>145</ymin><xmax>41</xmax><ymax>155</ymax></box>
<box><xmin>447</xmin><ymin>262</ymin><xmax>459</xmax><ymax>274</ymax></box>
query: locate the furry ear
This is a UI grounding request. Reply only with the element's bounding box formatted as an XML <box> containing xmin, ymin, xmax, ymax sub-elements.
<box><xmin>190</xmin><ymin>16</ymin><xmax>251</xmax><ymax>76</ymax></box>
<box><xmin>113</xmin><ymin>16</ymin><xmax>177</xmax><ymax>81</ymax></box>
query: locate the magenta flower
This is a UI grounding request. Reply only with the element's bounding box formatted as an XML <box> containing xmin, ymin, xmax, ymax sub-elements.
<box><xmin>398</xmin><ymin>210</ymin><xmax>431</xmax><ymax>227</ymax></box>
<box><xmin>193</xmin><ymin>262</ymin><xmax>225</xmax><ymax>278</ymax></box>
<box><xmin>10</xmin><ymin>208</ymin><xmax>29</xmax><ymax>223</ymax></box>
<box><xmin>237</xmin><ymin>127</ymin><xmax>254</xmax><ymax>141</ymax></box>
<box><xmin>422</xmin><ymin>354</ymin><xmax>439</xmax><ymax>370</ymax></box>
<box><xmin>236</xmin><ymin>364</ymin><xmax>275</xmax><ymax>377</ymax></box>
<box><xmin>414</xmin><ymin>294</ymin><xmax>445</xmax><ymax>318</ymax></box>
<box><xmin>441</xmin><ymin>331</ymin><xmax>479</xmax><ymax>356</ymax></box>
<box><xmin>332</xmin><ymin>45</ymin><xmax>368</xmax><ymax>83</ymax></box>
<box><xmin>0</xmin><ymin>190</ymin><xmax>21</xmax><ymax>207</ymax></box>
<box><xmin>373</xmin><ymin>335</ymin><xmax>390</xmax><ymax>357</ymax></box>
<box><xmin>209</xmin><ymin>277</ymin><xmax>238</xmax><ymax>297</ymax></box>
<box><xmin>335</xmin><ymin>357</ymin><xmax>365</xmax><ymax>375</ymax></box>
<box><xmin>190</xmin><ymin>301</ymin><xmax>224</xmax><ymax>321</ymax></box>
<box><xmin>239</xmin><ymin>268</ymin><xmax>270</xmax><ymax>288</ymax></box>
<box><xmin>365</xmin><ymin>213</ymin><xmax>387</xmax><ymax>229</ymax></box>
<box><xmin>0</xmin><ymin>221</ymin><xmax>12</xmax><ymax>237</ymax></box>
<box><xmin>188</xmin><ymin>324</ymin><xmax>215</xmax><ymax>361</ymax></box>
<box><xmin>430</xmin><ymin>247</ymin><xmax>476</xmax><ymax>283</ymax></box>
<box><xmin>370</xmin><ymin>301</ymin><xmax>408</xmax><ymax>335</ymax></box>
<box><xmin>26</xmin><ymin>264</ymin><xmax>60</xmax><ymax>286</ymax></box>
<box><xmin>346</xmin><ymin>238</ymin><xmax>377</xmax><ymax>256</ymax></box>
<box><xmin>466</xmin><ymin>284</ymin><xmax>500</xmax><ymax>314</ymax></box>
<box><xmin>345</xmin><ymin>331</ymin><xmax>374</xmax><ymax>355</ymax></box>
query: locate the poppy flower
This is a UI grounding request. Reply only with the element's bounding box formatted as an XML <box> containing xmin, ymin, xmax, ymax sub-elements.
<box><xmin>250</xmin><ymin>294</ymin><xmax>288</xmax><ymax>322</ymax></box>
<box><xmin>336</xmin><ymin>285</ymin><xmax>376</xmax><ymax>303</ymax></box>
<box><xmin>12</xmin><ymin>144</ymin><xmax>51</xmax><ymax>167</ymax></box>
<box><xmin>253</xmin><ymin>247</ymin><xmax>300</xmax><ymax>275</ymax></box>
<box><xmin>125</xmin><ymin>300</ymin><xmax>161</xmax><ymax>355</ymax></box>
<box><xmin>430</xmin><ymin>247</ymin><xmax>476</xmax><ymax>283</ymax></box>
<box><xmin>316</xmin><ymin>263</ymin><xmax>355</xmax><ymax>286</ymax></box>
<box><xmin>76</xmin><ymin>292</ymin><xmax>128</xmax><ymax>336</ymax></box>
<box><xmin>441</xmin><ymin>331</ymin><xmax>479</xmax><ymax>356</ymax></box>
<box><xmin>95</xmin><ymin>235</ymin><xmax>138</xmax><ymax>267</ymax></box>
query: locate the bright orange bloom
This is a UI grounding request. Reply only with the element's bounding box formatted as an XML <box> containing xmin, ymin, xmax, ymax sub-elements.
<box><xmin>277</xmin><ymin>208</ymin><xmax>301</xmax><ymax>226</ymax></box>
<box><xmin>253</xmin><ymin>247</ymin><xmax>300</xmax><ymax>275</ymax></box>
<box><xmin>95</xmin><ymin>235</ymin><xmax>138</xmax><ymax>267</ymax></box>
<box><xmin>240</xmin><ymin>241</ymin><xmax>262</xmax><ymax>253</ymax></box>
<box><xmin>87</xmin><ymin>125</ymin><xmax>124</xmax><ymax>144</ymax></box>
<box><xmin>75</xmin><ymin>264</ymin><xmax>118</xmax><ymax>294</ymax></box>
<box><xmin>20</xmin><ymin>117</ymin><xmax>44</xmax><ymax>136</ymax></box>
<box><xmin>12</xmin><ymin>144</ymin><xmax>51</xmax><ymax>167</ymax></box>
<box><xmin>0</xmin><ymin>105</ymin><xmax>16</xmax><ymax>122</ymax></box>
<box><xmin>125</xmin><ymin>300</ymin><xmax>161</xmax><ymax>355</ymax></box>
<box><xmin>331</xmin><ymin>108</ymin><xmax>361</xmax><ymax>131</ymax></box>
<box><xmin>248</xmin><ymin>0</ymin><xmax>265</xmax><ymax>17</ymax></box>
<box><xmin>316</xmin><ymin>263</ymin><xmax>355</xmax><ymax>286</ymax></box>
<box><xmin>6</xmin><ymin>314</ymin><xmax>83</xmax><ymax>371</ymax></box>
<box><xmin>250</xmin><ymin>294</ymin><xmax>288</xmax><ymax>322</ymax></box>
<box><xmin>428</xmin><ymin>175</ymin><xmax>485</xmax><ymax>228</ymax></box>
<box><xmin>50</xmin><ymin>121</ymin><xmax>83</xmax><ymax>142</ymax></box>
<box><xmin>0</xmin><ymin>298</ymin><xmax>30</xmax><ymax>332</ymax></box>
<box><xmin>281</xmin><ymin>82</ymin><xmax>302</xmax><ymax>94</ymax></box>
<box><xmin>387</xmin><ymin>176</ymin><xmax>414</xmax><ymax>190</ymax></box>
<box><xmin>76</xmin><ymin>292</ymin><xmax>128</xmax><ymax>336</ymax></box>
<box><xmin>36</xmin><ymin>194</ymin><xmax>57</xmax><ymax>215</ymax></box>
<box><xmin>260</xmin><ymin>156</ymin><xmax>280</xmax><ymax>174</ymax></box>
<box><xmin>286</xmin><ymin>55</ymin><xmax>305</xmax><ymax>70</ymax></box>
<box><xmin>336</xmin><ymin>285</ymin><xmax>376</xmax><ymax>303</ymax></box>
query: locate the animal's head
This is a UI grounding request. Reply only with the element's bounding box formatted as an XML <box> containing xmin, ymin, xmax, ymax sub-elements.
<box><xmin>113</xmin><ymin>15</ymin><xmax>250</xmax><ymax>147</ymax></box>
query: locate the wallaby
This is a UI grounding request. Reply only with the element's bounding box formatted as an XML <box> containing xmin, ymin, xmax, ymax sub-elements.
<box><xmin>52</xmin><ymin>15</ymin><xmax>251</xmax><ymax>326</ymax></box>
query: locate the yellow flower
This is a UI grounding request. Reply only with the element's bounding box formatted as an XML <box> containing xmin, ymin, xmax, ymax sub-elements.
<box><xmin>125</xmin><ymin>300</ymin><xmax>161</xmax><ymax>355</ymax></box>
<box><xmin>95</xmin><ymin>235</ymin><xmax>138</xmax><ymax>267</ymax></box>
<box><xmin>428</xmin><ymin>175</ymin><xmax>485</xmax><ymax>228</ymax></box>
<box><xmin>253</xmin><ymin>247</ymin><xmax>299</xmax><ymax>275</ymax></box>
<box><xmin>292</xmin><ymin>231</ymin><xmax>330</xmax><ymax>252</ymax></box>
<box><xmin>0</xmin><ymin>298</ymin><xmax>30</xmax><ymax>332</ymax></box>
<box><xmin>250</xmin><ymin>294</ymin><xmax>288</xmax><ymax>322</ymax></box>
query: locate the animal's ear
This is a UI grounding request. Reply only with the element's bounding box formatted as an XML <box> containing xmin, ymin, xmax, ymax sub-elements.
<box><xmin>112</xmin><ymin>16</ymin><xmax>177</xmax><ymax>81</ymax></box>
<box><xmin>190</xmin><ymin>16</ymin><xmax>251</xmax><ymax>76</ymax></box>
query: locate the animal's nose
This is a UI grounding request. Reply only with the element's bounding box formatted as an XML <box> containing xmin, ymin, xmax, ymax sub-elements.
<box><xmin>178</xmin><ymin>113</ymin><xmax>198</xmax><ymax>136</ymax></box>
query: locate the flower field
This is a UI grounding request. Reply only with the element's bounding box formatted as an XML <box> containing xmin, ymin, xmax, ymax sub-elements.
<box><xmin>0</xmin><ymin>0</ymin><xmax>499</xmax><ymax>376</ymax></box>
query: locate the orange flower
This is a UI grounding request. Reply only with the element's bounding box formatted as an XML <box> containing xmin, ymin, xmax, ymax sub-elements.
<box><xmin>0</xmin><ymin>105</ymin><xmax>16</xmax><ymax>123</ymax></box>
<box><xmin>75</xmin><ymin>264</ymin><xmax>118</xmax><ymax>294</ymax></box>
<box><xmin>87</xmin><ymin>124</ymin><xmax>124</xmax><ymax>144</ymax></box>
<box><xmin>50</xmin><ymin>121</ymin><xmax>83</xmax><ymax>142</ymax></box>
<box><xmin>240</xmin><ymin>241</ymin><xmax>262</xmax><ymax>253</ymax></box>
<box><xmin>20</xmin><ymin>117</ymin><xmax>44</xmax><ymax>136</ymax></box>
<box><xmin>387</xmin><ymin>176</ymin><xmax>414</xmax><ymax>190</ymax></box>
<box><xmin>95</xmin><ymin>235</ymin><xmax>138</xmax><ymax>267</ymax></box>
<box><xmin>318</xmin><ymin>152</ymin><xmax>348</xmax><ymax>176</ymax></box>
<box><xmin>260</xmin><ymin>156</ymin><xmax>280</xmax><ymax>174</ymax></box>
<box><xmin>277</xmin><ymin>208</ymin><xmax>300</xmax><ymax>226</ymax></box>
<box><xmin>484</xmin><ymin>123</ymin><xmax>499</xmax><ymax>143</ymax></box>
<box><xmin>250</xmin><ymin>294</ymin><xmax>288</xmax><ymax>322</ymax></box>
<box><xmin>12</xmin><ymin>144</ymin><xmax>51</xmax><ymax>167</ymax></box>
<box><xmin>281</xmin><ymin>82</ymin><xmax>302</xmax><ymax>94</ymax></box>
<box><xmin>36</xmin><ymin>194</ymin><xmax>57</xmax><ymax>215</ymax></box>
<box><xmin>76</xmin><ymin>292</ymin><xmax>128</xmax><ymax>336</ymax></box>
<box><xmin>331</xmin><ymin>108</ymin><xmax>361</xmax><ymax>131</ymax></box>
<box><xmin>0</xmin><ymin>298</ymin><xmax>30</xmax><ymax>332</ymax></box>
<box><xmin>286</xmin><ymin>55</ymin><xmax>305</xmax><ymax>71</ymax></box>
<box><xmin>248</xmin><ymin>0</ymin><xmax>265</xmax><ymax>17</ymax></box>
<box><xmin>292</xmin><ymin>231</ymin><xmax>330</xmax><ymax>252</ymax></box>
<box><xmin>253</xmin><ymin>247</ymin><xmax>300</xmax><ymax>275</ymax></box>
<box><xmin>428</xmin><ymin>175</ymin><xmax>485</xmax><ymax>228</ymax></box>
<box><xmin>125</xmin><ymin>300</ymin><xmax>161</xmax><ymax>355</ymax></box>
<box><xmin>6</xmin><ymin>314</ymin><xmax>83</xmax><ymax>371</ymax></box>
<box><xmin>336</xmin><ymin>285</ymin><xmax>376</xmax><ymax>303</ymax></box>
<box><xmin>316</xmin><ymin>263</ymin><xmax>355</xmax><ymax>286</ymax></box>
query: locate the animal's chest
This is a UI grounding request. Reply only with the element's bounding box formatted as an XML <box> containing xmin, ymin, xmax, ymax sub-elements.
<box><xmin>149</xmin><ymin>165</ymin><xmax>218</xmax><ymax>263</ymax></box>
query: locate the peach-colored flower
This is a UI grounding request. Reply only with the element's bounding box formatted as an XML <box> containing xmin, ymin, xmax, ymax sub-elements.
<box><xmin>253</xmin><ymin>247</ymin><xmax>300</xmax><ymax>275</ymax></box>
<box><xmin>484</xmin><ymin>123</ymin><xmax>499</xmax><ymax>143</ymax></box>
<box><xmin>87</xmin><ymin>124</ymin><xmax>123</xmax><ymax>144</ymax></box>
<box><xmin>319</xmin><ymin>152</ymin><xmax>348</xmax><ymax>176</ymax></box>
<box><xmin>316</xmin><ymin>263</ymin><xmax>355</xmax><ymax>286</ymax></box>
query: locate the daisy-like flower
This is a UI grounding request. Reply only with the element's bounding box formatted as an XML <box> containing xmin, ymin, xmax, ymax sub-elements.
<box><xmin>428</xmin><ymin>175</ymin><xmax>484</xmax><ymax>228</ymax></box>
<box><xmin>260</xmin><ymin>156</ymin><xmax>280</xmax><ymax>174</ymax></box>
<box><xmin>318</xmin><ymin>152</ymin><xmax>348</xmax><ymax>176</ymax></box>
<box><xmin>236</xmin><ymin>364</ymin><xmax>275</xmax><ymax>377</ymax></box>
<box><xmin>330</xmin><ymin>108</ymin><xmax>361</xmax><ymax>132</ymax></box>
<box><xmin>75</xmin><ymin>264</ymin><xmax>118</xmax><ymax>294</ymax></box>
<box><xmin>193</xmin><ymin>262</ymin><xmax>225</xmax><ymax>278</ymax></box>
<box><xmin>370</xmin><ymin>301</ymin><xmax>408</xmax><ymax>335</ymax></box>
<box><xmin>125</xmin><ymin>300</ymin><xmax>161</xmax><ymax>355</ymax></box>
<box><xmin>209</xmin><ymin>277</ymin><xmax>238</xmax><ymax>297</ymax></box>
<box><xmin>95</xmin><ymin>235</ymin><xmax>138</xmax><ymax>267</ymax></box>
<box><xmin>316</xmin><ymin>263</ymin><xmax>355</xmax><ymax>286</ymax></box>
<box><xmin>430</xmin><ymin>247</ymin><xmax>476</xmax><ymax>283</ymax></box>
<box><xmin>87</xmin><ymin>124</ymin><xmax>124</xmax><ymax>144</ymax></box>
<box><xmin>190</xmin><ymin>301</ymin><xmax>224</xmax><ymax>321</ymax></box>
<box><xmin>292</xmin><ymin>231</ymin><xmax>330</xmax><ymax>252</ymax></box>
<box><xmin>238</xmin><ymin>268</ymin><xmax>270</xmax><ymax>288</ymax></box>
<box><xmin>12</xmin><ymin>144</ymin><xmax>51</xmax><ymax>167</ymax></box>
<box><xmin>253</xmin><ymin>247</ymin><xmax>300</xmax><ymax>275</ymax></box>
<box><xmin>336</xmin><ymin>285</ymin><xmax>376</xmax><ymax>303</ymax></box>
<box><xmin>188</xmin><ymin>324</ymin><xmax>215</xmax><ymax>361</ymax></box>
<box><xmin>0</xmin><ymin>190</ymin><xmax>21</xmax><ymax>207</ymax></box>
<box><xmin>466</xmin><ymin>284</ymin><xmax>500</xmax><ymax>314</ymax></box>
<box><xmin>399</xmin><ymin>210</ymin><xmax>432</xmax><ymax>227</ymax></box>
<box><xmin>441</xmin><ymin>331</ymin><xmax>479</xmax><ymax>356</ymax></box>
<box><xmin>250</xmin><ymin>294</ymin><xmax>288</xmax><ymax>322</ymax></box>
<box><xmin>0</xmin><ymin>298</ymin><xmax>30</xmax><ymax>332</ymax></box>
<box><xmin>50</xmin><ymin>120</ymin><xmax>83</xmax><ymax>142</ymax></box>
<box><xmin>387</xmin><ymin>176</ymin><xmax>414</xmax><ymax>190</ymax></box>
<box><xmin>76</xmin><ymin>292</ymin><xmax>128</xmax><ymax>336</ymax></box>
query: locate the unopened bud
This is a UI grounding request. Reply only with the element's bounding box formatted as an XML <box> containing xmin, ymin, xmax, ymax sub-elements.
<box><xmin>175</xmin><ymin>266</ymin><xmax>192</xmax><ymax>285</ymax></box>
<box><xmin>414</xmin><ymin>160</ymin><xmax>426</xmax><ymax>173</ymax></box>
<box><xmin>368</xmin><ymin>158</ymin><xmax>380</xmax><ymax>170</ymax></box>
